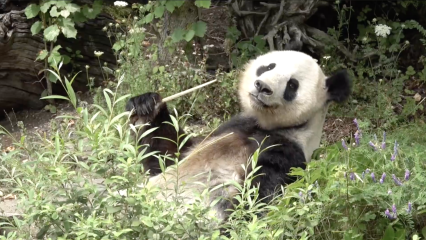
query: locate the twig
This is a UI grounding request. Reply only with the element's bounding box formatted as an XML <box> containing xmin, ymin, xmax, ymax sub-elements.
<box><xmin>162</xmin><ymin>79</ymin><xmax>218</xmax><ymax>103</ymax></box>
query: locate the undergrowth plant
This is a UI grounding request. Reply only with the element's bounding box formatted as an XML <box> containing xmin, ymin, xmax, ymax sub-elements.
<box><xmin>322</xmin><ymin>1</ymin><xmax>426</xmax><ymax>130</ymax></box>
<box><xmin>24</xmin><ymin>0</ymin><xmax>103</xmax><ymax>113</ymax></box>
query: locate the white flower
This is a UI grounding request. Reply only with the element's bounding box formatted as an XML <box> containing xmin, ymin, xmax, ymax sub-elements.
<box><xmin>94</xmin><ymin>51</ymin><xmax>104</xmax><ymax>57</ymax></box>
<box><xmin>375</xmin><ymin>24</ymin><xmax>392</xmax><ymax>38</ymax></box>
<box><xmin>405</xmin><ymin>40</ymin><xmax>410</xmax><ymax>45</ymax></box>
<box><xmin>323</xmin><ymin>55</ymin><xmax>331</xmax><ymax>60</ymax></box>
<box><xmin>102</xmin><ymin>26</ymin><xmax>107</xmax><ymax>31</ymax></box>
<box><xmin>114</xmin><ymin>1</ymin><xmax>128</xmax><ymax>7</ymax></box>
<box><xmin>372</xmin><ymin>18</ymin><xmax>377</xmax><ymax>22</ymax></box>
<box><xmin>109</xmin><ymin>23</ymin><xmax>113</xmax><ymax>27</ymax></box>
<box><xmin>362</xmin><ymin>37</ymin><xmax>367</xmax><ymax>42</ymax></box>
<box><xmin>85</xmin><ymin>65</ymin><xmax>89</xmax><ymax>69</ymax></box>
<box><xmin>134</xmin><ymin>16</ymin><xmax>138</xmax><ymax>20</ymax></box>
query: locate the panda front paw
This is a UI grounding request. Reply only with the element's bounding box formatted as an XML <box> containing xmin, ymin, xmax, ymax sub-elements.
<box><xmin>126</xmin><ymin>92</ymin><xmax>163</xmax><ymax>121</ymax></box>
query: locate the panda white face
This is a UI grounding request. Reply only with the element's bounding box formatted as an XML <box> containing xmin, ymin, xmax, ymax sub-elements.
<box><xmin>238</xmin><ymin>50</ymin><xmax>339</xmax><ymax>130</ymax></box>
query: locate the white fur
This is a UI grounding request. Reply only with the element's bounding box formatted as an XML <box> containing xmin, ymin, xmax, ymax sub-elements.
<box><xmin>238</xmin><ymin>50</ymin><xmax>332</xmax><ymax>161</ymax></box>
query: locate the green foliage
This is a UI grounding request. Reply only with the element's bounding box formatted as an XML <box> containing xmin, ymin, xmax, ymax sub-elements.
<box><xmin>138</xmin><ymin>0</ymin><xmax>210</xmax><ymax>44</ymax></box>
<box><xmin>321</xmin><ymin>1</ymin><xmax>426</xmax><ymax>130</ymax></box>
<box><xmin>24</xmin><ymin>0</ymin><xmax>103</xmax><ymax>108</ymax></box>
<box><xmin>4</xmin><ymin>0</ymin><xmax>426</xmax><ymax>239</ymax></box>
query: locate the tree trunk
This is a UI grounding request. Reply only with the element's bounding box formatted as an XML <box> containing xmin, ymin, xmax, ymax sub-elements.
<box><xmin>227</xmin><ymin>0</ymin><xmax>357</xmax><ymax>61</ymax></box>
<box><xmin>157</xmin><ymin>0</ymin><xmax>198</xmax><ymax>65</ymax></box>
<box><xmin>0</xmin><ymin>0</ymin><xmax>133</xmax><ymax>117</ymax></box>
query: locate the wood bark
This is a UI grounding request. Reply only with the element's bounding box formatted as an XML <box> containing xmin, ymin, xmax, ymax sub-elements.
<box><xmin>0</xmin><ymin>0</ymin><xmax>140</xmax><ymax>117</ymax></box>
<box><xmin>227</xmin><ymin>0</ymin><xmax>358</xmax><ymax>61</ymax></box>
<box><xmin>157</xmin><ymin>0</ymin><xmax>198</xmax><ymax>65</ymax></box>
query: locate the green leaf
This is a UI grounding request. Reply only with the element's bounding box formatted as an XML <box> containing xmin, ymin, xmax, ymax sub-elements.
<box><xmin>62</xmin><ymin>55</ymin><xmax>71</xmax><ymax>64</ymax></box>
<box><xmin>112</xmin><ymin>40</ymin><xmax>125</xmax><ymax>52</ymax></box>
<box><xmin>171</xmin><ymin>28</ymin><xmax>185</xmax><ymax>43</ymax></box>
<box><xmin>165</xmin><ymin>1</ymin><xmax>176</xmax><ymax>12</ymax></box>
<box><xmin>144</xmin><ymin>13</ymin><xmax>154</xmax><ymax>23</ymax></box>
<box><xmin>382</xmin><ymin>225</ymin><xmax>395</xmax><ymax>240</ymax></box>
<box><xmin>60</xmin><ymin>9</ymin><xmax>70</xmax><ymax>18</ymax></box>
<box><xmin>30</xmin><ymin>21</ymin><xmax>43</xmax><ymax>35</ymax></box>
<box><xmin>154</xmin><ymin>6</ymin><xmax>165</xmax><ymax>18</ymax></box>
<box><xmin>82</xmin><ymin>6</ymin><xmax>96</xmax><ymax>19</ymax></box>
<box><xmin>422</xmin><ymin>226</ymin><xmax>426</xmax><ymax>238</ymax></box>
<box><xmin>191</xmin><ymin>21</ymin><xmax>207</xmax><ymax>37</ymax></box>
<box><xmin>58</xmin><ymin>18</ymin><xmax>77</xmax><ymax>38</ymax></box>
<box><xmin>50</xmin><ymin>6</ymin><xmax>59</xmax><ymax>17</ymax></box>
<box><xmin>36</xmin><ymin>50</ymin><xmax>49</xmax><ymax>61</ymax></box>
<box><xmin>195</xmin><ymin>0</ymin><xmax>211</xmax><ymax>9</ymax></box>
<box><xmin>184</xmin><ymin>29</ymin><xmax>195</xmax><ymax>42</ymax></box>
<box><xmin>72</xmin><ymin>11</ymin><xmax>87</xmax><ymax>23</ymax></box>
<box><xmin>40</xmin><ymin>2</ymin><xmax>53</xmax><ymax>13</ymax></box>
<box><xmin>47</xmin><ymin>71</ymin><xmax>59</xmax><ymax>83</ymax></box>
<box><xmin>47</xmin><ymin>45</ymin><xmax>63</xmax><ymax>69</ymax></box>
<box><xmin>43</xmin><ymin>24</ymin><xmax>60</xmax><ymax>41</ymax></box>
<box><xmin>25</xmin><ymin>4</ymin><xmax>40</xmax><ymax>19</ymax></box>
<box><xmin>41</xmin><ymin>95</ymin><xmax>70</xmax><ymax>101</ymax></box>
<box><xmin>65</xmin><ymin>3</ymin><xmax>80</xmax><ymax>13</ymax></box>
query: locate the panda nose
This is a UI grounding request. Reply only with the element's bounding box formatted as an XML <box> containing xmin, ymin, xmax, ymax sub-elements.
<box><xmin>254</xmin><ymin>80</ymin><xmax>273</xmax><ymax>95</ymax></box>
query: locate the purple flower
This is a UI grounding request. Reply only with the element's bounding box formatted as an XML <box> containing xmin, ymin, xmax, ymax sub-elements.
<box><xmin>369</xmin><ymin>141</ymin><xmax>377</xmax><ymax>151</ymax></box>
<box><xmin>385</xmin><ymin>209</ymin><xmax>395</xmax><ymax>219</ymax></box>
<box><xmin>380</xmin><ymin>172</ymin><xmax>386</xmax><ymax>184</ymax></box>
<box><xmin>407</xmin><ymin>202</ymin><xmax>412</xmax><ymax>213</ymax></box>
<box><xmin>392</xmin><ymin>204</ymin><xmax>397</xmax><ymax>217</ymax></box>
<box><xmin>350</xmin><ymin>172</ymin><xmax>355</xmax><ymax>181</ymax></box>
<box><xmin>299</xmin><ymin>191</ymin><xmax>303</xmax><ymax>197</ymax></box>
<box><xmin>353</xmin><ymin>118</ymin><xmax>359</xmax><ymax>130</ymax></box>
<box><xmin>381</xmin><ymin>131</ymin><xmax>386</xmax><ymax>150</ymax></box>
<box><xmin>365</xmin><ymin>168</ymin><xmax>370</xmax><ymax>174</ymax></box>
<box><xmin>405</xmin><ymin>169</ymin><xmax>410</xmax><ymax>181</ymax></box>
<box><xmin>371</xmin><ymin>172</ymin><xmax>376</xmax><ymax>182</ymax></box>
<box><xmin>342</xmin><ymin>139</ymin><xmax>348</xmax><ymax>150</ymax></box>
<box><xmin>392</xmin><ymin>174</ymin><xmax>403</xmax><ymax>186</ymax></box>
<box><xmin>354</xmin><ymin>131</ymin><xmax>360</xmax><ymax>146</ymax></box>
<box><xmin>391</xmin><ymin>140</ymin><xmax>398</xmax><ymax>161</ymax></box>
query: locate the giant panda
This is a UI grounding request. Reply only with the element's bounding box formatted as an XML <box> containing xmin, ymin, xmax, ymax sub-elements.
<box><xmin>124</xmin><ymin>50</ymin><xmax>352</xmax><ymax>221</ymax></box>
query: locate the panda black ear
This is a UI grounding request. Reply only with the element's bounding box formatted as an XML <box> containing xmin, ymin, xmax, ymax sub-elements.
<box><xmin>325</xmin><ymin>69</ymin><xmax>353</xmax><ymax>103</ymax></box>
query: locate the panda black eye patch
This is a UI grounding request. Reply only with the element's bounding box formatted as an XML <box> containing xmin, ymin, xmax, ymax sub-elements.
<box><xmin>256</xmin><ymin>63</ymin><xmax>276</xmax><ymax>77</ymax></box>
<box><xmin>283</xmin><ymin>78</ymin><xmax>299</xmax><ymax>101</ymax></box>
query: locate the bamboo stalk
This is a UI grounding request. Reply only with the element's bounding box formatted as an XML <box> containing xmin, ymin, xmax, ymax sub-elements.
<box><xmin>162</xmin><ymin>79</ymin><xmax>217</xmax><ymax>103</ymax></box>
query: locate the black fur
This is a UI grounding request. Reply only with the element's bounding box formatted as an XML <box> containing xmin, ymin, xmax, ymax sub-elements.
<box><xmin>256</xmin><ymin>63</ymin><xmax>276</xmax><ymax>77</ymax></box>
<box><xmin>211</xmin><ymin>114</ymin><xmax>306</xmax><ymax>202</ymax></box>
<box><xmin>283</xmin><ymin>78</ymin><xmax>299</xmax><ymax>101</ymax></box>
<box><xmin>326</xmin><ymin>70</ymin><xmax>353</xmax><ymax>103</ymax></box>
<box><xmin>126</xmin><ymin>93</ymin><xmax>196</xmax><ymax>175</ymax></box>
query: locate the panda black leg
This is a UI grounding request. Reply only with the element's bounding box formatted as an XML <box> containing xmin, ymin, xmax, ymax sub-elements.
<box><xmin>253</xmin><ymin>138</ymin><xmax>306</xmax><ymax>204</ymax></box>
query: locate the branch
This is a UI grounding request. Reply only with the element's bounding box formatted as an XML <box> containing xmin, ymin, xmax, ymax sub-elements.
<box><xmin>271</xmin><ymin>0</ymin><xmax>285</xmax><ymax>26</ymax></box>
<box><xmin>305</xmin><ymin>25</ymin><xmax>357</xmax><ymax>62</ymax></box>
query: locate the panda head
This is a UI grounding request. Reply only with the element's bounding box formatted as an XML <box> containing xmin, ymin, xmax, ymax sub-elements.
<box><xmin>238</xmin><ymin>50</ymin><xmax>352</xmax><ymax>130</ymax></box>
